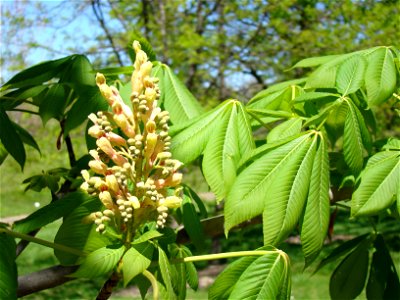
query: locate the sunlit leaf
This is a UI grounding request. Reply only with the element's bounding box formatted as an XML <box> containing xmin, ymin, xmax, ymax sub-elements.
<box><xmin>336</xmin><ymin>55</ymin><xmax>366</xmax><ymax>95</ymax></box>
<box><xmin>159</xmin><ymin>64</ymin><xmax>203</xmax><ymax>125</ymax></box>
<box><xmin>209</xmin><ymin>248</ymin><xmax>291</xmax><ymax>300</ymax></box>
<box><xmin>72</xmin><ymin>244</ymin><xmax>125</xmax><ymax>279</ymax></box>
<box><xmin>291</xmin><ymin>54</ymin><xmax>342</xmax><ymax>69</ymax></box>
<box><xmin>158</xmin><ymin>247</ymin><xmax>176</xmax><ymax>299</ymax></box>
<box><xmin>365</xmin><ymin>47</ymin><xmax>397</xmax><ymax>105</ymax></box>
<box><xmin>224</xmin><ymin>132</ymin><xmax>314</xmax><ymax>244</ymax></box>
<box><xmin>54</xmin><ymin>197</ymin><xmax>108</xmax><ymax>265</ymax></box>
<box><xmin>122</xmin><ymin>242</ymin><xmax>154</xmax><ymax>286</ymax></box>
<box><xmin>267</xmin><ymin>118</ymin><xmax>303</xmax><ymax>143</ymax></box>
<box><xmin>351</xmin><ymin>148</ymin><xmax>400</xmax><ymax>217</ymax></box>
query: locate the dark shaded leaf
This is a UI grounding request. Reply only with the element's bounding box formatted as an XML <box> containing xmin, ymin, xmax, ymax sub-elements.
<box><xmin>0</xmin><ymin>233</ymin><xmax>17</xmax><ymax>299</ymax></box>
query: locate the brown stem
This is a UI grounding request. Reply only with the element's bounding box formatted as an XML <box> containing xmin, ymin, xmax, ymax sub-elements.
<box><xmin>96</xmin><ymin>270</ymin><xmax>121</xmax><ymax>300</ymax></box>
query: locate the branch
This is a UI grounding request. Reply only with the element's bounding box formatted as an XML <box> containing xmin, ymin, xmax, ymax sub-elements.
<box><xmin>17</xmin><ymin>265</ymin><xmax>78</xmax><ymax>297</ymax></box>
<box><xmin>91</xmin><ymin>0</ymin><xmax>124</xmax><ymax>66</ymax></box>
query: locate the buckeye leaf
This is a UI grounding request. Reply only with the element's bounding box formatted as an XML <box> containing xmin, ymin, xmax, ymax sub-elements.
<box><xmin>158</xmin><ymin>247</ymin><xmax>176</xmax><ymax>299</ymax></box>
<box><xmin>262</xmin><ymin>134</ymin><xmax>317</xmax><ymax>245</ymax></box>
<box><xmin>210</xmin><ymin>250</ymin><xmax>291</xmax><ymax>300</ymax></box>
<box><xmin>72</xmin><ymin>244</ymin><xmax>125</xmax><ymax>279</ymax></box>
<box><xmin>291</xmin><ymin>54</ymin><xmax>342</xmax><ymax>69</ymax></box>
<box><xmin>180</xmin><ymin>195</ymin><xmax>205</xmax><ymax>250</ymax></box>
<box><xmin>0</xmin><ymin>233</ymin><xmax>17</xmax><ymax>300</ymax></box>
<box><xmin>54</xmin><ymin>197</ymin><xmax>108</xmax><ymax>265</ymax></box>
<box><xmin>224</xmin><ymin>133</ymin><xmax>313</xmax><ymax>239</ymax></box>
<box><xmin>351</xmin><ymin>149</ymin><xmax>400</xmax><ymax>217</ymax></box>
<box><xmin>300</xmin><ymin>135</ymin><xmax>330</xmax><ymax>267</ymax></box>
<box><xmin>203</xmin><ymin>101</ymin><xmax>255</xmax><ymax>200</ymax></box>
<box><xmin>170</xmin><ymin>101</ymin><xmax>229</xmax><ymax>164</ymax></box>
<box><xmin>365</xmin><ymin>47</ymin><xmax>397</xmax><ymax>106</ymax></box>
<box><xmin>122</xmin><ymin>242</ymin><xmax>154</xmax><ymax>286</ymax></box>
<box><xmin>336</xmin><ymin>55</ymin><xmax>366</xmax><ymax>95</ymax></box>
<box><xmin>39</xmin><ymin>84</ymin><xmax>67</xmax><ymax>125</ymax></box>
<box><xmin>161</xmin><ymin>64</ymin><xmax>203</xmax><ymax>125</ymax></box>
<box><xmin>343</xmin><ymin>100</ymin><xmax>366</xmax><ymax>174</ymax></box>
<box><xmin>267</xmin><ymin>118</ymin><xmax>303</xmax><ymax>143</ymax></box>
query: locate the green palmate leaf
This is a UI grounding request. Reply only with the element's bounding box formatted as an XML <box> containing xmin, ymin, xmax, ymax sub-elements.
<box><xmin>314</xmin><ymin>233</ymin><xmax>369</xmax><ymax>273</ymax></box>
<box><xmin>202</xmin><ymin>100</ymin><xmax>255</xmax><ymax>200</ymax></box>
<box><xmin>209</xmin><ymin>249</ymin><xmax>291</xmax><ymax>300</ymax></box>
<box><xmin>294</xmin><ymin>91</ymin><xmax>339</xmax><ymax>103</ymax></box>
<box><xmin>365</xmin><ymin>47</ymin><xmax>397</xmax><ymax>105</ymax></box>
<box><xmin>351</xmin><ymin>148</ymin><xmax>400</xmax><ymax>217</ymax></box>
<box><xmin>343</xmin><ymin>100</ymin><xmax>369</xmax><ymax>174</ymax></box>
<box><xmin>305</xmin><ymin>54</ymin><xmax>353</xmax><ymax>89</ymax></box>
<box><xmin>39</xmin><ymin>84</ymin><xmax>67</xmax><ymax>125</ymax></box>
<box><xmin>247</xmin><ymin>86</ymin><xmax>294</xmax><ymax>112</ymax></box>
<box><xmin>0</xmin><ymin>85</ymin><xmax>48</xmax><ymax>110</ymax></box>
<box><xmin>170</xmin><ymin>101</ymin><xmax>227</xmax><ymax>164</ymax></box>
<box><xmin>291</xmin><ymin>54</ymin><xmax>342</xmax><ymax>69</ymax></box>
<box><xmin>12</xmin><ymin>121</ymin><xmax>41</xmax><ymax>153</ymax></box>
<box><xmin>267</xmin><ymin>118</ymin><xmax>303</xmax><ymax>143</ymax></box>
<box><xmin>54</xmin><ymin>197</ymin><xmax>108</xmax><ymax>265</ymax></box>
<box><xmin>0</xmin><ymin>106</ymin><xmax>25</xmax><ymax>169</ymax></box>
<box><xmin>158</xmin><ymin>64</ymin><xmax>203</xmax><ymax>125</ymax></box>
<box><xmin>158</xmin><ymin>247</ymin><xmax>176</xmax><ymax>300</ymax></box>
<box><xmin>329</xmin><ymin>238</ymin><xmax>371</xmax><ymax>300</ymax></box>
<box><xmin>72</xmin><ymin>244</ymin><xmax>125</xmax><ymax>279</ymax></box>
<box><xmin>127</xmin><ymin>34</ymin><xmax>156</xmax><ymax>62</ymax></box>
<box><xmin>367</xmin><ymin>235</ymin><xmax>400</xmax><ymax>299</ymax></box>
<box><xmin>2</xmin><ymin>56</ymin><xmax>72</xmax><ymax>90</ymax></box>
<box><xmin>64</xmin><ymin>86</ymin><xmax>108</xmax><ymax>135</ymax></box>
<box><xmin>224</xmin><ymin>132</ymin><xmax>315</xmax><ymax>244</ymax></box>
<box><xmin>0</xmin><ymin>233</ymin><xmax>17</xmax><ymax>300</ymax></box>
<box><xmin>324</xmin><ymin>101</ymin><xmax>348</xmax><ymax>146</ymax></box>
<box><xmin>13</xmin><ymin>191</ymin><xmax>90</xmax><ymax>234</ymax></box>
<box><xmin>60</xmin><ymin>55</ymin><xmax>95</xmax><ymax>88</ymax></box>
<box><xmin>122</xmin><ymin>242</ymin><xmax>154</xmax><ymax>286</ymax></box>
<box><xmin>209</xmin><ymin>255</ymin><xmax>258</xmax><ymax>299</ymax></box>
<box><xmin>300</xmin><ymin>135</ymin><xmax>330</xmax><ymax>267</ymax></box>
<box><xmin>96</xmin><ymin>66</ymin><xmax>134</xmax><ymax>76</ymax></box>
<box><xmin>183</xmin><ymin>185</ymin><xmax>207</xmax><ymax>218</ymax></box>
<box><xmin>262</xmin><ymin>134</ymin><xmax>318</xmax><ymax>245</ymax></box>
<box><xmin>336</xmin><ymin>55</ymin><xmax>367</xmax><ymax>95</ymax></box>
<box><xmin>180</xmin><ymin>195</ymin><xmax>205</xmax><ymax>250</ymax></box>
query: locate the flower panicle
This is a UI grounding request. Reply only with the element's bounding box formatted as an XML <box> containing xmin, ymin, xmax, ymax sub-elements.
<box><xmin>81</xmin><ymin>41</ymin><xmax>183</xmax><ymax>234</ymax></box>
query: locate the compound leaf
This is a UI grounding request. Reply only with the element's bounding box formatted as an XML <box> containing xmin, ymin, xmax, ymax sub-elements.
<box><xmin>0</xmin><ymin>233</ymin><xmax>17</xmax><ymax>300</ymax></box>
<box><xmin>365</xmin><ymin>47</ymin><xmax>397</xmax><ymax>105</ymax></box>
<box><xmin>351</xmin><ymin>149</ymin><xmax>400</xmax><ymax>217</ymax></box>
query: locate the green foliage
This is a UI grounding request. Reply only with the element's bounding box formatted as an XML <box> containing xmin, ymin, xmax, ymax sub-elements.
<box><xmin>1</xmin><ymin>42</ymin><xmax>399</xmax><ymax>299</ymax></box>
<box><xmin>0</xmin><ymin>231</ymin><xmax>17</xmax><ymax>299</ymax></box>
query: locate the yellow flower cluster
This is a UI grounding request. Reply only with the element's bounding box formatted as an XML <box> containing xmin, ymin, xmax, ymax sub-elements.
<box><xmin>81</xmin><ymin>41</ymin><xmax>183</xmax><ymax>234</ymax></box>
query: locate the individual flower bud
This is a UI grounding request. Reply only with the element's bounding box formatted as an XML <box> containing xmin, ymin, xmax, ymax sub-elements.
<box><xmin>89</xmin><ymin>150</ymin><xmax>100</xmax><ymax>160</ymax></box>
<box><xmin>95</xmin><ymin>219</ymin><xmax>102</xmax><ymax>225</ymax></box>
<box><xmin>97</xmin><ymin>137</ymin><xmax>114</xmax><ymax>157</ymax></box>
<box><xmin>141</xmin><ymin>61</ymin><xmax>153</xmax><ymax>79</ymax></box>
<box><xmin>101</xmin><ymin>216</ymin><xmax>111</xmax><ymax>222</ymax></box>
<box><xmin>144</xmin><ymin>133</ymin><xmax>158</xmax><ymax>158</ymax></box>
<box><xmin>156</xmin><ymin>220</ymin><xmax>165</xmax><ymax>228</ymax></box>
<box><xmin>95</xmin><ymin>211</ymin><xmax>103</xmax><ymax>218</ymax></box>
<box><xmin>157</xmin><ymin>205</ymin><xmax>168</xmax><ymax>213</ymax></box>
<box><xmin>89</xmin><ymin>160</ymin><xmax>107</xmax><ymax>174</ymax></box>
<box><xmin>145</xmin><ymin>87</ymin><xmax>157</xmax><ymax>102</ymax></box>
<box><xmin>163</xmin><ymin>196</ymin><xmax>182</xmax><ymax>209</ymax></box>
<box><xmin>103</xmin><ymin>209</ymin><xmax>114</xmax><ymax>217</ymax></box>
<box><xmin>106</xmin><ymin>175</ymin><xmax>119</xmax><ymax>193</ymax></box>
<box><xmin>96</xmin><ymin>74</ymin><xmax>113</xmax><ymax>103</ymax></box>
<box><xmin>99</xmin><ymin>191</ymin><xmax>114</xmax><ymax>209</ymax></box>
<box><xmin>81</xmin><ymin>170</ymin><xmax>90</xmax><ymax>182</ymax></box>
<box><xmin>116</xmin><ymin>199</ymin><xmax>125</xmax><ymax>206</ymax></box>
<box><xmin>156</xmin><ymin>152</ymin><xmax>172</xmax><ymax>161</ymax></box>
<box><xmin>88</xmin><ymin>125</ymin><xmax>103</xmax><ymax>138</ymax></box>
<box><xmin>97</xmin><ymin>224</ymin><xmax>106</xmax><ymax>232</ymax></box>
<box><xmin>80</xmin><ymin>181</ymin><xmax>89</xmax><ymax>192</ymax></box>
<box><xmin>165</xmin><ymin>172</ymin><xmax>183</xmax><ymax>187</ymax></box>
<box><xmin>88</xmin><ymin>113</ymin><xmax>98</xmax><ymax>124</ymax></box>
<box><xmin>128</xmin><ymin>196</ymin><xmax>140</xmax><ymax>209</ymax></box>
<box><xmin>146</xmin><ymin>120</ymin><xmax>156</xmax><ymax>133</ymax></box>
<box><xmin>107</xmin><ymin>132</ymin><xmax>127</xmax><ymax>146</ymax></box>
